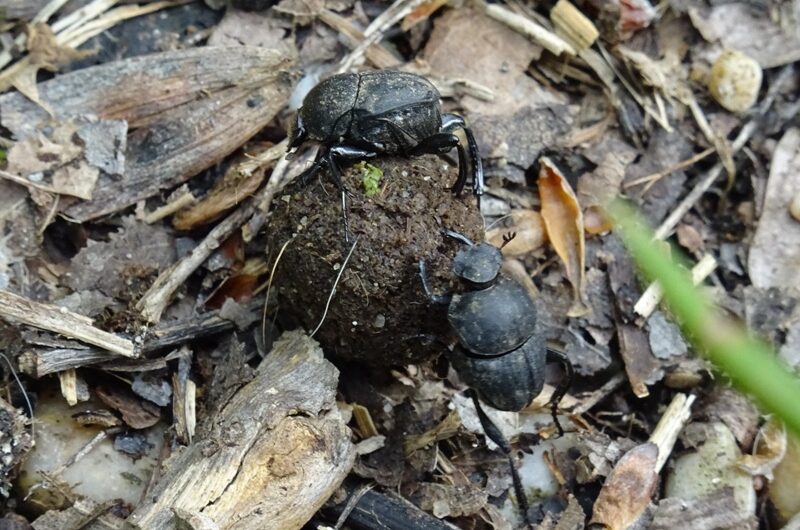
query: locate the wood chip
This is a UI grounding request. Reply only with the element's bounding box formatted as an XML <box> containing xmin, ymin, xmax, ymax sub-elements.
<box><xmin>0</xmin><ymin>289</ymin><xmax>136</xmax><ymax>357</ymax></box>
<box><xmin>129</xmin><ymin>331</ymin><xmax>354</xmax><ymax>530</ymax></box>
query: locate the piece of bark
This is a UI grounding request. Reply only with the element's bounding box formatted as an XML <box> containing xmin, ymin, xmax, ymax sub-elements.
<box><xmin>321</xmin><ymin>479</ymin><xmax>459</xmax><ymax>530</ymax></box>
<box><xmin>617</xmin><ymin>323</ymin><xmax>661</xmax><ymax>398</ymax></box>
<box><xmin>32</xmin><ymin>498</ymin><xmax>134</xmax><ymax>530</ymax></box>
<box><xmin>129</xmin><ymin>331</ymin><xmax>354</xmax><ymax>530</ymax></box>
<box><xmin>18</xmin><ymin>300</ymin><xmax>263</xmax><ymax>378</ymax></box>
<box><xmin>650</xmin><ymin>487</ymin><xmax>753</xmax><ymax>530</ymax></box>
<box><xmin>0</xmin><ymin>289</ymin><xmax>135</xmax><ymax>357</ymax></box>
<box><xmin>0</xmin><ymin>47</ymin><xmax>295</xmax><ymax>222</ymax></box>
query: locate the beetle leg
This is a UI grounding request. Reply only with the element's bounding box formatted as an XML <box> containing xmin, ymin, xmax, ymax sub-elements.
<box><xmin>325</xmin><ymin>150</ymin><xmax>351</xmax><ymax>243</ymax></box>
<box><xmin>443</xmin><ymin>229</ymin><xmax>474</xmax><ymax>246</ymax></box>
<box><xmin>417</xmin><ymin>260</ymin><xmax>452</xmax><ymax>305</ymax></box>
<box><xmin>468</xmin><ymin>389</ymin><xmax>533</xmax><ymax>529</ymax></box>
<box><xmin>442</xmin><ymin>113</ymin><xmax>485</xmax><ymax>205</ymax></box>
<box><xmin>545</xmin><ymin>347</ymin><xmax>575</xmax><ymax>436</ymax></box>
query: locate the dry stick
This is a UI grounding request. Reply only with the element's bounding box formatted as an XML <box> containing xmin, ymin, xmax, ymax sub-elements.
<box><xmin>484</xmin><ymin>3</ymin><xmax>576</xmax><ymax>56</ymax></box>
<box><xmin>136</xmin><ymin>199</ymin><xmax>260</xmax><ymax>323</ymax></box>
<box><xmin>0</xmin><ymin>352</ymin><xmax>35</xmax><ymax>438</ymax></box>
<box><xmin>338</xmin><ymin>0</ymin><xmax>430</xmax><ymax>73</ymax></box>
<box><xmin>633</xmin><ymin>253</ymin><xmax>717</xmax><ymax>319</ymax></box>
<box><xmin>141</xmin><ymin>188</ymin><xmax>196</xmax><ymax>224</ymax></box>
<box><xmin>648</xmin><ymin>393</ymin><xmax>695</xmax><ymax>472</ymax></box>
<box><xmin>623</xmin><ymin>148</ymin><xmax>715</xmax><ymax>190</ymax></box>
<box><xmin>0</xmin><ymin>289</ymin><xmax>136</xmax><ymax>357</ymax></box>
<box><xmin>654</xmin><ymin>64</ymin><xmax>795</xmax><ymax>241</ymax></box>
<box><xmin>262</xmin><ymin>235</ymin><xmax>297</xmax><ymax>348</ymax></box>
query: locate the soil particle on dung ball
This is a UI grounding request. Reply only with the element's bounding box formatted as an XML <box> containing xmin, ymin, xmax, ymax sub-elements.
<box><xmin>267</xmin><ymin>153</ymin><xmax>484</xmax><ymax>366</ymax></box>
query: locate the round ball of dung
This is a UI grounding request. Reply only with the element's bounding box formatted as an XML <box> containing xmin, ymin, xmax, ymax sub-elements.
<box><xmin>267</xmin><ymin>153</ymin><xmax>483</xmax><ymax>366</ymax></box>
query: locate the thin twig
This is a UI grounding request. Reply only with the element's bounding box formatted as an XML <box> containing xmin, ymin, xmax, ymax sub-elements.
<box><xmin>654</xmin><ymin>65</ymin><xmax>795</xmax><ymax>240</ymax></box>
<box><xmin>0</xmin><ymin>352</ymin><xmax>34</xmax><ymax>439</ymax></box>
<box><xmin>623</xmin><ymin>148</ymin><xmax>715</xmax><ymax>190</ymax></box>
<box><xmin>310</xmin><ymin>236</ymin><xmax>360</xmax><ymax>337</ymax></box>
<box><xmin>262</xmin><ymin>236</ymin><xmax>297</xmax><ymax>348</ymax></box>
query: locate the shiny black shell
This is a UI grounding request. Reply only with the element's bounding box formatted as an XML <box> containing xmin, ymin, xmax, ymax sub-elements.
<box><xmin>299</xmin><ymin>71</ymin><xmax>442</xmax><ymax>152</ymax></box>
<box><xmin>448</xmin><ymin>335</ymin><xmax>546</xmax><ymax>411</ymax></box>
<box><xmin>447</xmin><ymin>277</ymin><xmax>538</xmax><ymax>356</ymax></box>
<box><xmin>452</xmin><ymin>243</ymin><xmax>502</xmax><ymax>284</ymax></box>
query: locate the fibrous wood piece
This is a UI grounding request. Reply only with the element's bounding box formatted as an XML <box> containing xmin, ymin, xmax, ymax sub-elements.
<box><xmin>0</xmin><ymin>46</ymin><xmax>295</xmax><ymax>222</ymax></box>
<box><xmin>0</xmin><ymin>289</ymin><xmax>135</xmax><ymax>357</ymax></box>
<box><xmin>129</xmin><ymin>331</ymin><xmax>354</xmax><ymax>530</ymax></box>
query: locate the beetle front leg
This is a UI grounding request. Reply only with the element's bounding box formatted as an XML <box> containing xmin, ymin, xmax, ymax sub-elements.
<box><xmin>418</xmin><ymin>260</ymin><xmax>452</xmax><ymax>306</ymax></box>
<box><xmin>327</xmin><ymin>145</ymin><xmax>378</xmax><ymax>242</ymax></box>
<box><xmin>442</xmin><ymin>113</ymin><xmax>485</xmax><ymax>203</ymax></box>
<box><xmin>546</xmin><ymin>347</ymin><xmax>575</xmax><ymax>436</ymax></box>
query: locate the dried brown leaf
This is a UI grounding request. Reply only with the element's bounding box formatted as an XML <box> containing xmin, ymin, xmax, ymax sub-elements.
<box><xmin>95</xmin><ymin>385</ymin><xmax>161</xmax><ymax>429</ymax></box>
<box><xmin>486</xmin><ymin>209</ymin><xmax>546</xmax><ymax>256</ymax></box>
<box><xmin>538</xmin><ymin>158</ymin><xmax>588</xmax><ymax>316</ymax></box>
<box><xmin>590</xmin><ymin>442</ymin><xmax>659</xmax><ymax>530</ymax></box>
<box><xmin>738</xmin><ymin>417</ymin><xmax>787</xmax><ymax>479</ymax></box>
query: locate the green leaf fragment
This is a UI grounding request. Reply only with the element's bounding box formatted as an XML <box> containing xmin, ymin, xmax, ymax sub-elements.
<box><xmin>356</xmin><ymin>161</ymin><xmax>383</xmax><ymax>197</ymax></box>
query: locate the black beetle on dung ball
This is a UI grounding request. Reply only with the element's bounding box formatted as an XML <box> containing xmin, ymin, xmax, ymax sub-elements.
<box><xmin>288</xmin><ymin>70</ymin><xmax>484</xmax><ymax>239</ymax></box>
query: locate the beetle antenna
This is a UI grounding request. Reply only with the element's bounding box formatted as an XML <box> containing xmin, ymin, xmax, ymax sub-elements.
<box><xmin>500</xmin><ymin>232</ymin><xmax>517</xmax><ymax>249</ymax></box>
<box><xmin>443</xmin><ymin>229</ymin><xmax>474</xmax><ymax>246</ymax></box>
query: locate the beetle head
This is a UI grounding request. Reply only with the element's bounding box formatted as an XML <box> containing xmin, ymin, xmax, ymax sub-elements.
<box><xmin>288</xmin><ymin>112</ymin><xmax>308</xmax><ymax>151</ymax></box>
<box><xmin>452</xmin><ymin>242</ymin><xmax>502</xmax><ymax>285</ymax></box>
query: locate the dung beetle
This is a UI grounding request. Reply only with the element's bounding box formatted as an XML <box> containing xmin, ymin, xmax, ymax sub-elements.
<box><xmin>288</xmin><ymin>70</ymin><xmax>484</xmax><ymax>239</ymax></box>
<box><xmin>419</xmin><ymin>230</ymin><xmax>573</xmax><ymax>525</ymax></box>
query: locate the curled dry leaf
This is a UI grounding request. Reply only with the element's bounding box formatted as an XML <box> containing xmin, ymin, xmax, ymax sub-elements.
<box><xmin>590</xmin><ymin>442</ymin><xmax>659</xmax><ymax>530</ymax></box>
<box><xmin>486</xmin><ymin>209</ymin><xmax>546</xmax><ymax>256</ymax></box>
<box><xmin>738</xmin><ymin>417</ymin><xmax>787</xmax><ymax>479</ymax></box>
<box><xmin>538</xmin><ymin>157</ymin><xmax>588</xmax><ymax>316</ymax></box>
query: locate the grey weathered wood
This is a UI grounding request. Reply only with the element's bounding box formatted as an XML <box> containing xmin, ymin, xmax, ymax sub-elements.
<box><xmin>0</xmin><ymin>46</ymin><xmax>296</xmax><ymax>222</ymax></box>
<box><xmin>0</xmin><ymin>289</ymin><xmax>135</xmax><ymax>357</ymax></box>
<box><xmin>129</xmin><ymin>331</ymin><xmax>354</xmax><ymax>530</ymax></box>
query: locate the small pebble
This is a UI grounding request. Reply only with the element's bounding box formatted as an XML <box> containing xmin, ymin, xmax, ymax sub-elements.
<box><xmin>790</xmin><ymin>192</ymin><xmax>800</xmax><ymax>222</ymax></box>
<box><xmin>708</xmin><ymin>49</ymin><xmax>762</xmax><ymax>113</ymax></box>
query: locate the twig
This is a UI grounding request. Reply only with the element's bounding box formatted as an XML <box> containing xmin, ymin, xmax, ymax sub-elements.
<box><xmin>484</xmin><ymin>3</ymin><xmax>575</xmax><ymax>56</ymax></box>
<box><xmin>310</xmin><ymin>236</ymin><xmax>360</xmax><ymax>337</ymax></box>
<box><xmin>136</xmin><ymin>199</ymin><xmax>259</xmax><ymax>323</ymax></box>
<box><xmin>648</xmin><ymin>393</ymin><xmax>695</xmax><ymax>472</ymax></box>
<box><xmin>623</xmin><ymin>148</ymin><xmax>715</xmax><ymax>190</ymax></box>
<box><xmin>572</xmin><ymin>372</ymin><xmax>626</xmax><ymax>416</ymax></box>
<box><xmin>633</xmin><ymin>253</ymin><xmax>717</xmax><ymax>319</ymax></box>
<box><xmin>0</xmin><ymin>289</ymin><xmax>136</xmax><ymax>357</ymax></box>
<box><xmin>337</xmin><ymin>0</ymin><xmax>430</xmax><ymax>73</ymax></box>
<box><xmin>654</xmin><ymin>64</ymin><xmax>796</xmax><ymax>240</ymax></box>
<box><xmin>0</xmin><ymin>168</ymin><xmax>60</xmax><ymax>195</ymax></box>
<box><xmin>318</xmin><ymin>10</ymin><xmax>400</xmax><ymax>70</ymax></box>
<box><xmin>0</xmin><ymin>352</ymin><xmax>34</xmax><ymax>438</ymax></box>
<box><xmin>141</xmin><ymin>188</ymin><xmax>196</xmax><ymax>224</ymax></box>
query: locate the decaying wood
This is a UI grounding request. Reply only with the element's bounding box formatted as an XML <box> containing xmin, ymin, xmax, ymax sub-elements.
<box><xmin>649</xmin><ymin>393</ymin><xmax>695</xmax><ymax>472</ymax></box>
<box><xmin>0</xmin><ymin>289</ymin><xmax>136</xmax><ymax>357</ymax></box>
<box><xmin>129</xmin><ymin>331</ymin><xmax>354</xmax><ymax>530</ymax></box>
<box><xmin>18</xmin><ymin>300</ymin><xmax>264</xmax><ymax>378</ymax></box>
<box><xmin>322</xmin><ymin>479</ymin><xmax>460</xmax><ymax>530</ymax></box>
<box><xmin>32</xmin><ymin>498</ymin><xmax>134</xmax><ymax>530</ymax></box>
<box><xmin>0</xmin><ymin>46</ymin><xmax>295</xmax><ymax>222</ymax></box>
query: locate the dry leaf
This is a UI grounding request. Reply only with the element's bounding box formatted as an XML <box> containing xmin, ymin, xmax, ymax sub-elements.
<box><xmin>748</xmin><ymin>128</ymin><xmax>800</xmax><ymax>289</ymax></box>
<box><xmin>738</xmin><ymin>417</ymin><xmax>787</xmax><ymax>479</ymax></box>
<box><xmin>486</xmin><ymin>209</ymin><xmax>546</xmax><ymax>256</ymax></box>
<box><xmin>590</xmin><ymin>442</ymin><xmax>659</xmax><ymax>530</ymax></box>
<box><xmin>402</xmin><ymin>0</ymin><xmax>449</xmax><ymax>31</ymax></box>
<box><xmin>538</xmin><ymin>157</ymin><xmax>588</xmax><ymax>316</ymax></box>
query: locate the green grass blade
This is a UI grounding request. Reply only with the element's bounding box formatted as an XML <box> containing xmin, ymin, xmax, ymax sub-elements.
<box><xmin>608</xmin><ymin>198</ymin><xmax>800</xmax><ymax>436</ymax></box>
